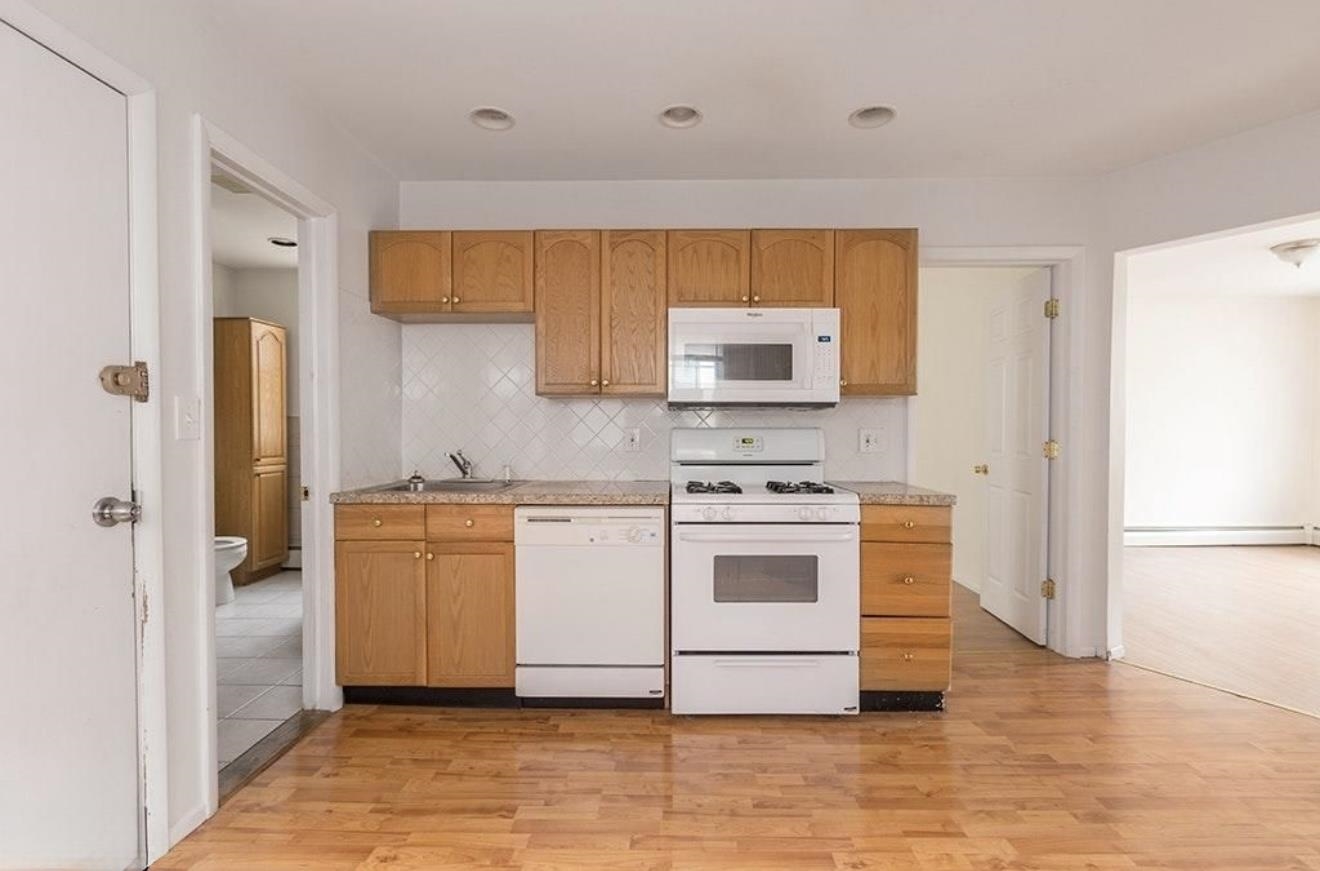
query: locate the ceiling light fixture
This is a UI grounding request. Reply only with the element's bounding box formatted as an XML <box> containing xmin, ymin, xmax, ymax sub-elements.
<box><xmin>469</xmin><ymin>106</ymin><xmax>515</xmax><ymax>131</ymax></box>
<box><xmin>1269</xmin><ymin>238</ymin><xmax>1320</xmax><ymax>268</ymax></box>
<box><xmin>267</xmin><ymin>236</ymin><xmax>297</xmax><ymax>248</ymax></box>
<box><xmin>658</xmin><ymin>104</ymin><xmax>702</xmax><ymax>129</ymax></box>
<box><xmin>848</xmin><ymin>105</ymin><xmax>897</xmax><ymax>129</ymax></box>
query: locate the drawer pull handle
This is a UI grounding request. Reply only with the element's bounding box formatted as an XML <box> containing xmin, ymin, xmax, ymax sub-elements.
<box><xmin>413</xmin><ymin>551</ymin><xmax>421</xmax><ymax>559</ymax></box>
<box><xmin>464</xmin><ymin>519</ymin><xmax>475</xmax><ymax>528</ymax></box>
<box><xmin>902</xmin><ymin>653</ymin><xmax>915</xmax><ymax>662</ymax></box>
<box><xmin>372</xmin><ymin>518</ymin><xmax>383</xmax><ymax>528</ymax></box>
<box><xmin>903</xmin><ymin>520</ymin><xmax>915</xmax><ymax>529</ymax></box>
<box><xmin>903</xmin><ymin>576</ymin><xmax>915</xmax><ymax>585</ymax></box>
<box><xmin>427</xmin><ymin>552</ymin><xmax>434</xmax><ymax>561</ymax></box>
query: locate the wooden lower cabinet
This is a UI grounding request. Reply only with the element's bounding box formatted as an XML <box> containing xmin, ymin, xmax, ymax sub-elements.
<box><xmin>426</xmin><ymin>543</ymin><xmax>515</xmax><ymax>687</ymax></box>
<box><xmin>251</xmin><ymin>465</ymin><xmax>289</xmax><ymax>573</ymax></box>
<box><xmin>860</xmin><ymin>618</ymin><xmax>952</xmax><ymax>691</ymax></box>
<box><xmin>335</xmin><ymin>540</ymin><xmax>427</xmax><ymax>686</ymax></box>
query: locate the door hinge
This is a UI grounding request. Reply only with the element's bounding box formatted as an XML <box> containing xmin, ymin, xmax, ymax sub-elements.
<box><xmin>1044</xmin><ymin>298</ymin><xmax>1061</xmax><ymax>319</ymax></box>
<box><xmin>99</xmin><ymin>361</ymin><xmax>149</xmax><ymax>402</ymax></box>
<box><xmin>1043</xmin><ymin>439</ymin><xmax>1061</xmax><ymax>460</ymax></box>
<box><xmin>1041</xmin><ymin>578</ymin><xmax>1057</xmax><ymax>599</ymax></box>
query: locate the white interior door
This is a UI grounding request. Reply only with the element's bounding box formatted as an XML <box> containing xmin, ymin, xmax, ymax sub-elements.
<box><xmin>980</xmin><ymin>268</ymin><xmax>1052</xmax><ymax>644</ymax></box>
<box><xmin>0</xmin><ymin>22</ymin><xmax>142</xmax><ymax>869</ymax></box>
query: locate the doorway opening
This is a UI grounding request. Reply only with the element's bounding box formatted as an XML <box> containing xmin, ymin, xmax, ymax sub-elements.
<box><xmin>911</xmin><ymin>265</ymin><xmax>1056</xmax><ymax>646</ymax></box>
<box><xmin>1114</xmin><ymin>214</ymin><xmax>1320</xmax><ymax>717</ymax></box>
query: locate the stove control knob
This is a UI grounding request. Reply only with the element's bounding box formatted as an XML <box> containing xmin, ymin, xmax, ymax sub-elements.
<box><xmin>626</xmin><ymin>527</ymin><xmax>642</xmax><ymax>543</ymax></box>
<box><xmin>701</xmin><ymin>507</ymin><xmax>718</xmax><ymax>521</ymax></box>
<box><xmin>721</xmin><ymin>507</ymin><xmax>735</xmax><ymax>521</ymax></box>
<box><xmin>817</xmin><ymin>507</ymin><xmax>830</xmax><ymax>521</ymax></box>
<box><xmin>798</xmin><ymin>506</ymin><xmax>813</xmax><ymax>521</ymax></box>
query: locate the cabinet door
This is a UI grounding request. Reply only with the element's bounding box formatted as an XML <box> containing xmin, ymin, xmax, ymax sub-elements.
<box><xmin>426</xmin><ymin>542</ymin><xmax>515</xmax><ymax>687</ymax></box>
<box><xmin>451</xmin><ymin>231</ymin><xmax>534</xmax><ymax>313</ymax></box>
<box><xmin>751</xmin><ymin>230</ymin><xmax>834</xmax><ymax>307</ymax></box>
<box><xmin>860</xmin><ymin>617</ymin><xmax>951</xmax><ymax>691</ymax></box>
<box><xmin>535</xmin><ymin>230</ymin><xmax>601</xmax><ymax>395</ymax></box>
<box><xmin>667</xmin><ymin>230</ymin><xmax>751</xmax><ymax>306</ymax></box>
<box><xmin>251</xmin><ymin>465</ymin><xmax>288</xmax><ymax>571</ymax></box>
<box><xmin>335</xmin><ymin>540</ymin><xmax>427</xmax><ymax>686</ymax></box>
<box><xmin>369</xmin><ymin>230</ymin><xmax>452</xmax><ymax>314</ymax></box>
<box><xmin>835</xmin><ymin>229</ymin><xmax>918</xmax><ymax>395</ymax></box>
<box><xmin>250</xmin><ymin>321</ymin><xmax>287</xmax><ymax>465</ymax></box>
<box><xmin>601</xmin><ymin>231</ymin><xmax>667</xmax><ymax>396</ymax></box>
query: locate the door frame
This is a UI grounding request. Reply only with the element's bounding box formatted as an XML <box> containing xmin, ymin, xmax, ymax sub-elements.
<box><xmin>191</xmin><ymin>118</ymin><xmax>344</xmax><ymax>814</ymax></box>
<box><xmin>0</xmin><ymin>1</ymin><xmax>167</xmax><ymax>863</ymax></box>
<box><xmin>912</xmin><ymin>246</ymin><xmax>1086</xmax><ymax>657</ymax></box>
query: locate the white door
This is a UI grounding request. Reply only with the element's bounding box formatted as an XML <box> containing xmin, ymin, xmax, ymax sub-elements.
<box><xmin>980</xmin><ymin>268</ymin><xmax>1052</xmax><ymax>644</ymax></box>
<box><xmin>0</xmin><ymin>22</ymin><xmax>142</xmax><ymax>869</ymax></box>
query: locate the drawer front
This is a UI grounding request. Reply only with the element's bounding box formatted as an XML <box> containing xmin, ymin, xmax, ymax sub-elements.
<box><xmin>860</xmin><ymin>617</ymin><xmax>951</xmax><ymax>691</ymax></box>
<box><xmin>335</xmin><ymin>505</ymin><xmax>426</xmax><ymax>541</ymax></box>
<box><xmin>426</xmin><ymin>504</ymin><xmax>514</xmax><ymax>541</ymax></box>
<box><xmin>861</xmin><ymin>543</ymin><xmax>951</xmax><ymax>617</ymax></box>
<box><xmin>860</xmin><ymin>505</ymin><xmax>951</xmax><ymax>543</ymax></box>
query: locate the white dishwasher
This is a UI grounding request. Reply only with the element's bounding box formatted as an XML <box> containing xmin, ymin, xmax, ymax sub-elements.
<box><xmin>515</xmin><ymin>506</ymin><xmax>666</xmax><ymax>700</ymax></box>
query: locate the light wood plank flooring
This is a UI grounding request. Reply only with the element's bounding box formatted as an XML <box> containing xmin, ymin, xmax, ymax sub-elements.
<box><xmin>157</xmin><ymin>585</ymin><xmax>1320</xmax><ymax>870</ymax></box>
<box><xmin>1123</xmin><ymin>545</ymin><xmax>1320</xmax><ymax>717</ymax></box>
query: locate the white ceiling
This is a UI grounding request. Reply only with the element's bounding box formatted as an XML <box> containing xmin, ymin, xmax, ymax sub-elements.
<box><xmin>1127</xmin><ymin>215</ymin><xmax>1320</xmax><ymax>297</ymax></box>
<box><xmin>210</xmin><ymin>182</ymin><xmax>298</xmax><ymax>270</ymax></box>
<box><xmin>204</xmin><ymin>0</ymin><xmax>1320</xmax><ymax>181</ymax></box>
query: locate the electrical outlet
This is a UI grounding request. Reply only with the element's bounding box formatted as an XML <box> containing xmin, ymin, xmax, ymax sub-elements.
<box><xmin>624</xmin><ymin>427</ymin><xmax>642</xmax><ymax>452</ymax></box>
<box><xmin>858</xmin><ymin>427</ymin><xmax>886</xmax><ymax>454</ymax></box>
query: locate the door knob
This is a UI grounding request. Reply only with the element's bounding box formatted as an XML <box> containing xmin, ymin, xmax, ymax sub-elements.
<box><xmin>92</xmin><ymin>496</ymin><xmax>141</xmax><ymax>527</ymax></box>
<box><xmin>973</xmin><ymin>464</ymin><xmax>989</xmax><ymax>475</ymax></box>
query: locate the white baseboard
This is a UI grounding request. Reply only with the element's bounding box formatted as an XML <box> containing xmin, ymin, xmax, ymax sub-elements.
<box><xmin>1105</xmin><ymin>645</ymin><xmax>1126</xmax><ymax>661</ymax></box>
<box><xmin>1124</xmin><ymin>526</ymin><xmax>1308</xmax><ymax>547</ymax></box>
<box><xmin>168</xmin><ymin>804</ymin><xmax>209</xmax><ymax>849</ymax></box>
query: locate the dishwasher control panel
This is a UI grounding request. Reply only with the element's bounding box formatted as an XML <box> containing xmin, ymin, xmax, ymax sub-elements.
<box><xmin>515</xmin><ymin>507</ymin><xmax>666</xmax><ymax>547</ymax></box>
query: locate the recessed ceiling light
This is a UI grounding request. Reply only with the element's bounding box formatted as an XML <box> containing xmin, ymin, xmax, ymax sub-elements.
<box><xmin>848</xmin><ymin>105</ymin><xmax>897</xmax><ymax>129</ymax></box>
<box><xmin>469</xmin><ymin>106</ymin><xmax>515</xmax><ymax>131</ymax></box>
<box><xmin>267</xmin><ymin>236</ymin><xmax>297</xmax><ymax>248</ymax></box>
<box><xmin>658</xmin><ymin>104</ymin><xmax>702</xmax><ymax>129</ymax></box>
<box><xmin>1270</xmin><ymin>238</ymin><xmax>1320</xmax><ymax>268</ymax></box>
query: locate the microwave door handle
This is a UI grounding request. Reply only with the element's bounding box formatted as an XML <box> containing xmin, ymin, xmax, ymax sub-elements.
<box><xmin>677</xmin><ymin>531</ymin><xmax>857</xmax><ymax>544</ymax></box>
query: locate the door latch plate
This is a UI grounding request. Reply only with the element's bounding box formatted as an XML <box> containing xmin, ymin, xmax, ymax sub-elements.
<box><xmin>100</xmin><ymin>361</ymin><xmax>149</xmax><ymax>402</ymax></box>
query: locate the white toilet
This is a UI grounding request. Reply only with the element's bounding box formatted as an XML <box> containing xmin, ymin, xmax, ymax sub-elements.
<box><xmin>214</xmin><ymin>536</ymin><xmax>248</xmax><ymax>605</ymax></box>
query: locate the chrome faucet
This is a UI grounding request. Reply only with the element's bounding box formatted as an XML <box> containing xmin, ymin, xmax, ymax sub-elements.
<box><xmin>448</xmin><ymin>450</ymin><xmax>474</xmax><ymax>479</ymax></box>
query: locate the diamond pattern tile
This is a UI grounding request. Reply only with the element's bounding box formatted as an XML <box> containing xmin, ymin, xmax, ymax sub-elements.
<box><xmin>400</xmin><ymin>324</ymin><xmax>908</xmax><ymax>481</ymax></box>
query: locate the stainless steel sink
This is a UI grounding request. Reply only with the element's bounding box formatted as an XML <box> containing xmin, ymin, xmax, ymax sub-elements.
<box><xmin>382</xmin><ymin>478</ymin><xmax>519</xmax><ymax>493</ymax></box>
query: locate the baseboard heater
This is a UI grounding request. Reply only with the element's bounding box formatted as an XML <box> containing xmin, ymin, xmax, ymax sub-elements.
<box><xmin>1124</xmin><ymin>525</ymin><xmax>1312</xmax><ymax>547</ymax></box>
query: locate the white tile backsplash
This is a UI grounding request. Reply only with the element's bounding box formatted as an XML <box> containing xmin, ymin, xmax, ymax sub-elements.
<box><xmin>402</xmin><ymin>324</ymin><xmax>907</xmax><ymax>481</ymax></box>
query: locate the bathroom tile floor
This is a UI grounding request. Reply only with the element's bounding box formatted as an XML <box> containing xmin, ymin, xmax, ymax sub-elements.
<box><xmin>216</xmin><ymin>570</ymin><xmax>303</xmax><ymax>766</ymax></box>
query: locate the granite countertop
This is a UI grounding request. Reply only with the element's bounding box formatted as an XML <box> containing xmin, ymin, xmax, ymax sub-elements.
<box><xmin>829</xmin><ymin>481</ymin><xmax>957</xmax><ymax>506</ymax></box>
<box><xmin>330</xmin><ymin>479</ymin><xmax>671</xmax><ymax>506</ymax></box>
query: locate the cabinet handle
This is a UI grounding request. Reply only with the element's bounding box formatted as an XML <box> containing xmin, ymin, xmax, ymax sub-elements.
<box><xmin>589</xmin><ymin>378</ymin><xmax>598</xmax><ymax>386</ymax></box>
<box><xmin>465</xmin><ymin>519</ymin><xmax>474</xmax><ymax>528</ymax></box>
<box><xmin>752</xmin><ymin>295</ymin><xmax>760</xmax><ymax>303</ymax></box>
<box><xmin>839</xmin><ymin>379</ymin><xmax>847</xmax><ymax>387</ymax></box>
<box><xmin>427</xmin><ymin>552</ymin><xmax>434</xmax><ymax>561</ymax></box>
<box><xmin>903</xmin><ymin>520</ymin><xmax>915</xmax><ymax>529</ymax></box>
<box><xmin>452</xmin><ymin>296</ymin><xmax>461</xmax><ymax>304</ymax></box>
<box><xmin>601</xmin><ymin>379</ymin><xmax>610</xmax><ymax>387</ymax></box>
<box><xmin>741</xmin><ymin>295</ymin><xmax>749</xmax><ymax>302</ymax></box>
<box><xmin>903</xmin><ymin>576</ymin><xmax>915</xmax><ymax>585</ymax></box>
<box><xmin>902</xmin><ymin>653</ymin><xmax>915</xmax><ymax>662</ymax></box>
<box><xmin>413</xmin><ymin>551</ymin><xmax>421</xmax><ymax>559</ymax></box>
<box><xmin>442</xmin><ymin>296</ymin><xmax>450</xmax><ymax>303</ymax></box>
<box><xmin>372</xmin><ymin>518</ymin><xmax>383</xmax><ymax>528</ymax></box>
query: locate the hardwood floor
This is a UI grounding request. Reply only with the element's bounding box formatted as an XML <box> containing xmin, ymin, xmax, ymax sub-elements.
<box><xmin>157</xmin><ymin>584</ymin><xmax>1320</xmax><ymax>870</ymax></box>
<box><xmin>1123</xmin><ymin>545</ymin><xmax>1320</xmax><ymax>717</ymax></box>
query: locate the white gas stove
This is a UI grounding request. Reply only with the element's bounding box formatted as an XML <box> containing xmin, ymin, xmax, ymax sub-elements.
<box><xmin>669</xmin><ymin>428</ymin><xmax>860</xmax><ymax>715</ymax></box>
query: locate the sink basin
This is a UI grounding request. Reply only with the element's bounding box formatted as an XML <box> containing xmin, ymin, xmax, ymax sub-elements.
<box><xmin>383</xmin><ymin>478</ymin><xmax>519</xmax><ymax>493</ymax></box>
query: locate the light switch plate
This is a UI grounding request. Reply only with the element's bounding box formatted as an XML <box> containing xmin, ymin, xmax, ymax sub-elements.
<box><xmin>175</xmin><ymin>395</ymin><xmax>202</xmax><ymax>441</ymax></box>
<box><xmin>623</xmin><ymin>427</ymin><xmax>642</xmax><ymax>452</ymax></box>
<box><xmin>858</xmin><ymin>426</ymin><xmax>886</xmax><ymax>454</ymax></box>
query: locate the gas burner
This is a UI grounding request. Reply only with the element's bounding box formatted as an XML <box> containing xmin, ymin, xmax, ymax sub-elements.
<box><xmin>686</xmin><ymin>480</ymin><xmax>743</xmax><ymax>495</ymax></box>
<box><xmin>766</xmin><ymin>480</ymin><xmax>835</xmax><ymax>495</ymax></box>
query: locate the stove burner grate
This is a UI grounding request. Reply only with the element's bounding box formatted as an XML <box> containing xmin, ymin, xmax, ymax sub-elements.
<box><xmin>765</xmin><ymin>480</ymin><xmax>835</xmax><ymax>495</ymax></box>
<box><xmin>685</xmin><ymin>480</ymin><xmax>743</xmax><ymax>495</ymax></box>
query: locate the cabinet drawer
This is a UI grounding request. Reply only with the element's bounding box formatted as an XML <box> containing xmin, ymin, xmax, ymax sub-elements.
<box><xmin>860</xmin><ymin>617</ymin><xmax>951</xmax><ymax>691</ymax></box>
<box><xmin>336</xmin><ymin>505</ymin><xmax>426</xmax><ymax>540</ymax></box>
<box><xmin>860</xmin><ymin>505</ymin><xmax>951</xmax><ymax>543</ymax></box>
<box><xmin>861</xmin><ymin>543</ymin><xmax>951</xmax><ymax>617</ymax></box>
<box><xmin>426</xmin><ymin>504</ymin><xmax>514</xmax><ymax>541</ymax></box>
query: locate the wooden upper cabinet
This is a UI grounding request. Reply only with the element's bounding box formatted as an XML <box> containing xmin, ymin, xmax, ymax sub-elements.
<box><xmin>335</xmin><ymin>539</ymin><xmax>427</xmax><ymax>686</ymax></box>
<box><xmin>535</xmin><ymin>231</ymin><xmax>601</xmax><ymax>395</ymax></box>
<box><xmin>426</xmin><ymin>542</ymin><xmax>515</xmax><ymax>688</ymax></box>
<box><xmin>835</xmin><ymin>229</ymin><xmax>918</xmax><ymax>395</ymax></box>
<box><xmin>369</xmin><ymin>230</ymin><xmax>452</xmax><ymax>314</ymax></box>
<box><xmin>451</xmin><ymin>231</ymin><xmax>534</xmax><ymax>313</ymax></box>
<box><xmin>602</xmin><ymin>231</ymin><xmax>667</xmax><ymax>396</ymax></box>
<box><xmin>250</xmin><ymin>320</ymin><xmax>287</xmax><ymax>465</ymax></box>
<box><xmin>751</xmin><ymin>230</ymin><xmax>834</xmax><ymax>307</ymax></box>
<box><xmin>667</xmin><ymin>230</ymin><xmax>750</xmax><ymax>306</ymax></box>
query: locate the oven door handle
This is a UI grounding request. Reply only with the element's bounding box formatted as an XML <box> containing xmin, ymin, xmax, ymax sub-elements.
<box><xmin>676</xmin><ymin>531</ymin><xmax>857</xmax><ymax>544</ymax></box>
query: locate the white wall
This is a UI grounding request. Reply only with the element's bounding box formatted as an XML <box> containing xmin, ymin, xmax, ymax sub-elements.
<box><xmin>912</xmin><ymin>267</ymin><xmax>1043</xmax><ymax>591</ymax></box>
<box><xmin>211</xmin><ymin>262</ymin><xmax>237</xmax><ymax>316</ymax></box>
<box><xmin>21</xmin><ymin>0</ymin><xmax>399</xmax><ymax>846</ymax></box>
<box><xmin>1124</xmin><ymin>293</ymin><xmax>1320</xmax><ymax>529</ymax></box>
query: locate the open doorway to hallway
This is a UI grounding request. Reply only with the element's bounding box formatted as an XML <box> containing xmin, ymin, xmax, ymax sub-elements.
<box><xmin>1119</xmin><ymin>215</ymin><xmax>1320</xmax><ymax>717</ymax></box>
<box><xmin>209</xmin><ymin>170</ymin><xmax>309</xmax><ymax>778</ymax></box>
<box><xmin>912</xmin><ymin>266</ymin><xmax>1054</xmax><ymax>646</ymax></box>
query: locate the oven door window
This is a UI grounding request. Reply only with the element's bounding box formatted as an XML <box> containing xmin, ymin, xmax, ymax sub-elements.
<box><xmin>678</xmin><ymin>343</ymin><xmax>794</xmax><ymax>386</ymax></box>
<box><xmin>713</xmin><ymin>555</ymin><xmax>819</xmax><ymax>603</ymax></box>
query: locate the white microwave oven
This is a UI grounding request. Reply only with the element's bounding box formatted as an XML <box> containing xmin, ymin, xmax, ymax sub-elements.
<box><xmin>667</xmin><ymin>307</ymin><xmax>841</xmax><ymax>407</ymax></box>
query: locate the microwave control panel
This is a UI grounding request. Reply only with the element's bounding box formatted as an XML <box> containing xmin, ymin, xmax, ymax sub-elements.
<box><xmin>811</xmin><ymin>309</ymin><xmax>841</xmax><ymax>387</ymax></box>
